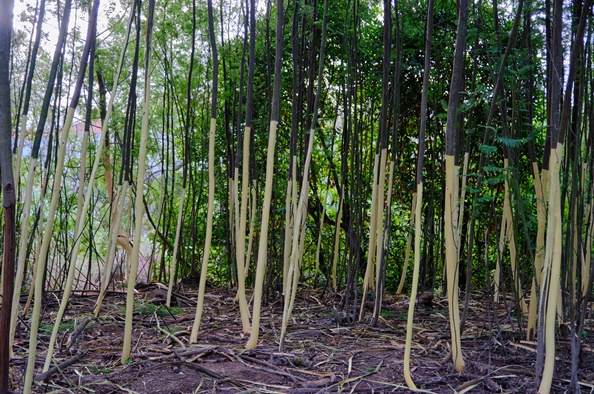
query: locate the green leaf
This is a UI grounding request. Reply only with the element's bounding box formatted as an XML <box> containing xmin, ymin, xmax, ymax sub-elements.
<box><xmin>480</xmin><ymin>145</ymin><xmax>497</xmax><ymax>155</ymax></box>
<box><xmin>484</xmin><ymin>165</ymin><xmax>503</xmax><ymax>172</ymax></box>
<box><xmin>496</xmin><ymin>135</ymin><xmax>532</xmax><ymax>148</ymax></box>
<box><xmin>485</xmin><ymin>175</ymin><xmax>506</xmax><ymax>185</ymax></box>
<box><xmin>478</xmin><ymin>195</ymin><xmax>494</xmax><ymax>203</ymax></box>
<box><xmin>479</xmin><ymin>124</ymin><xmax>498</xmax><ymax>133</ymax></box>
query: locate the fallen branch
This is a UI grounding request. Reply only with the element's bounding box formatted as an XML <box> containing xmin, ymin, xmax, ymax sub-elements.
<box><xmin>35</xmin><ymin>351</ymin><xmax>88</xmax><ymax>382</ymax></box>
<box><xmin>155</xmin><ymin>311</ymin><xmax>186</xmax><ymax>348</ymax></box>
<box><xmin>66</xmin><ymin>317</ymin><xmax>93</xmax><ymax>349</ymax></box>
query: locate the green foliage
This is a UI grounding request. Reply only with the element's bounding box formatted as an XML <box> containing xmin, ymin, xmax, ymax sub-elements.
<box><xmin>496</xmin><ymin>135</ymin><xmax>532</xmax><ymax>148</ymax></box>
<box><xmin>479</xmin><ymin>144</ymin><xmax>498</xmax><ymax>155</ymax></box>
<box><xmin>39</xmin><ymin>320</ymin><xmax>76</xmax><ymax>333</ymax></box>
<box><xmin>89</xmin><ymin>367</ymin><xmax>112</xmax><ymax>374</ymax></box>
<box><xmin>380</xmin><ymin>309</ymin><xmax>395</xmax><ymax>319</ymax></box>
<box><xmin>10</xmin><ymin>0</ymin><xmax>557</xmax><ymax>303</ymax></box>
<box><xmin>136</xmin><ymin>302</ymin><xmax>183</xmax><ymax>317</ymax></box>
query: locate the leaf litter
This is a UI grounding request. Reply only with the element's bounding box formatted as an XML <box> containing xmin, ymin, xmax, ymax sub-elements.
<box><xmin>8</xmin><ymin>284</ymin><xmax>594</xmax><ymax>393</ymax></box>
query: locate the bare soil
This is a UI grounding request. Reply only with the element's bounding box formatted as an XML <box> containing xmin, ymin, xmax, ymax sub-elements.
<box><xmin>8</xmin><ymin>284</ymin><xmax>594</xmax><ymax>393</ymax></box>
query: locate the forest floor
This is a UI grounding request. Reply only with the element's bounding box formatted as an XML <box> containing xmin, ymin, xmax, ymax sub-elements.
<box><xmin>8</xmin><ymin>283</ymin><xmax>594</xmax><ymax>393</ymax></box>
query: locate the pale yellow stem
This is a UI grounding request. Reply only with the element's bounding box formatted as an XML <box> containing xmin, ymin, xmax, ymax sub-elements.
<box><xmin>94</xmin><ymin>182</ymin><xmax>128</xmax><ymax>316</ymax></box>
<box><xmin>404</xmin><ymin>182</ymin><xmax>423</xmax><ymax>389</ymax></box>
<box><xmin>190</xmin><ymin>117</ymin><xmax>216</xmax><ymax>341</ymax></box>
<box><xmin>280</xmin><ymin>131</ymin><xmax>315</xmax><ymax>348</ymax></box>
<box><xmin>282</xmin><ymin>159</ymin><xmax>295</xmax><ymax>292</ymax></box>
<box><xmin>359</xmin><ymin>153</ymin><xmax>380</xmax><ymax>319</ymax></box>
<box><xmin>24</xmin><ymin>107</ymin><xmax>76</xmax><ymax>391</ymax></box>
<box><xmin>397</xmin><ymin>192</ymin><xmax>416</xmax><ymax>295</ymax></box>
<box><xmin>331</xmin><ymin>184</ymin><xmax>344</xmax><ymax>290</ymax></box>
<box><xmin>246</xmin><ymin>120</ymin><xmax>278</xmax><ymax>350</ymax></box>
<box><xmin>166</xmin><ymin>188</ymin><xmax>186</xmax><ymax>307</ymax></box>
<box><xmin>9</xmin><ymin>157</ymin><xmax>38</xmax><ymax>357</ymax></box>
<box><xmin>494</xmin><ymin>190</ymin><xmax>508</xmax><ymax>303</ymax></box>
<box><xmin>121</xmin><ymin>26</ymin><xmax>153</xmax><ymax>362</ymax></box>
<box><xmin>14</xmin><ymin>113</ymin><xmax>28</xmax><ymax>197</ymax></box>
<box><xmin>456</xmin><ymin>152</ymin><xmax>469</xmax><ymax>264</ymax></box>
<box><xmin>504</xmin><ymin>194</ymin><xmax>527</xmax><ymax>314</ymax></box>
<box><xmin>445</xmin><ymin>154</ymin><xmax>464</xmax><ymax>372</ymax></box>
<box><xmin>44</xmin><ymin>111</ymin><xmax>94</xmax><ymax>372</ymax></box>
<box><xmin>23</xmin><ymin>165</ymin><xmax>49</xmax><ymax>316</ymax></box>
<box><xmin>246</xmin><ymin>181</ymin><xmax>257</xmax><ymax>274</ymax></box>
<box><xmin>235</xmin><ymin>125</ymin><xmax>253</xmax><ymax>332</ymax></box>
<box><xmin>373</xmin><ymin>148</ymin><xmax>388</xmax><ymax>289</ymax></box>
<box><xmin>538</xmin><ymin>145</ymin><xmax>563</xmax><ymax>394</ymax></box>
<box><xmin>579</xmin><ymin>164</ymin><xmax>589</xmax><ymax>298</ymax></box>
<box><xmin>314</xmin><ymin>185</ymin><xmax>330</xmax><ymax>282</ymax></box>
<box><xmin>527</xmin><ymin>161</ymin><xmax>546</xmax><ymax>340</ymax></box>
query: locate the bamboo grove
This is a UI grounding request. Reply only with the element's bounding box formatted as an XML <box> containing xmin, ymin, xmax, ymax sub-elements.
<box><xmin>0</xmin><ymin>0</ymin><xmax>594</xmax><ymax>392</ymax></box>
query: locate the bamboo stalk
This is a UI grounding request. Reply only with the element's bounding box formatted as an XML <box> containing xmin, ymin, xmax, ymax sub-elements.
<box><xmin>121</xmin><ymin>0</ymin><xmax>156</xmax><ymax>363</ymax></box>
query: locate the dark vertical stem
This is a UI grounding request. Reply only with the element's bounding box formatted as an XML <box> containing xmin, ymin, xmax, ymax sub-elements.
<box><xmin>0</xmin><ymin>0</ymin><xmax>16</xmax><ymax>391</ymax></box>
<box><xmin>444</xmin><ymin>0</ymin><xmax>468</xmax><ymax>158</ymax></box>
<box><xmin>82</xmin><ymin>36</ymin><xmax>96</xmax><ymax>292</ymax></box>
<box><xmin>234</xmin><ymin>0</ymin><xmax>248</xmax><ymax>175</ymax></box>
<box><xmin>30</xmin><ymin>0</ymin><xmax>72</xmax><ymax>160</ymax></box>
<box><xmin>372</xmin><ymin>0</ymin><xmax>392</xmax><ymax>326</ymax></box>
<box><xmin>13</xmin><ymin>0</ymin><xmax>45</xmax><ymax>153</ymax></box>
<box><xmin>246</xmin><ymin>0</ymin><xmax>256</xmax><ymax>128</ymax></box>
<box><xmin>120</xmin><ymin>0</ymin><xmax>141</xmax><ymax>185</ymax></box>
<box><xmin>208</xmin><ymin>0</ymin><xmax>218</xmax><ymax>120</ymax></box>
<box><xmin>289</xmin><ymin>0</ymin><xmax>300</xmax><ymax>178</ymax></box>
<box><xmin>183</xmin><ymin>0</ymin><xmax>196</xmax><ymax>188</ymax></box>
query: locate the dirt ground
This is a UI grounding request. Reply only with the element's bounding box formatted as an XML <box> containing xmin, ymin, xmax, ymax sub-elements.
<box><xmin>8</xmin><ymin>283</ymin><xmax>594</xmax><ymax>393</ymax></box>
